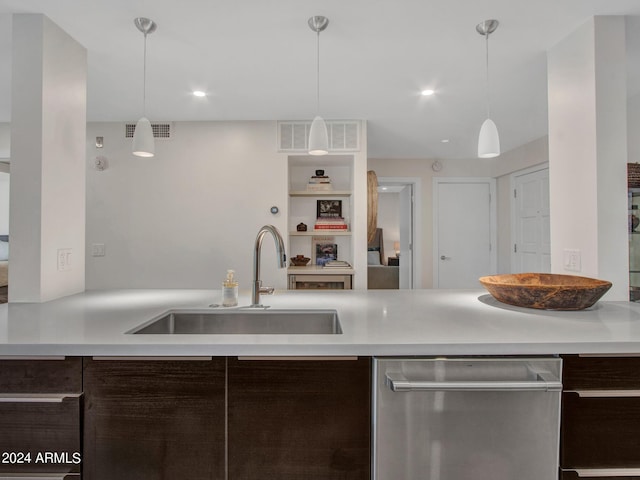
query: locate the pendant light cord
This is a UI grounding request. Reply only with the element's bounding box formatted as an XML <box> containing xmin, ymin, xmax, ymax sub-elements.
<box><xmin>316</xmin><ymin>30</ymin><xmax>321</xmax><ymax>115</ymax></box>
<box><xmin>142</xmin><ymin>32</ymin><xmax>148</xmax><ymax>116</ymax></box>
<box><xmin>485</xmin><ymin>30</ymin><xmax>490</xmax><ymax>119</ymax></box>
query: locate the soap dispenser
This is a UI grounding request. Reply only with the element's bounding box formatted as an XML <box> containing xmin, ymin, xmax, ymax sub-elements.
<box><xmin>222</xmin><ymin>269</ymin><xmax>239</xmax><ymax>307</ymax></box>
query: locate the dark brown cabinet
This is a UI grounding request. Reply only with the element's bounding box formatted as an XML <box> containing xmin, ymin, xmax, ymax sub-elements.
<box><xmin>82</xmin><ymin>357</ymin><xmax>226</xmax><ymax>480</ymax></box>
<box><xmin>0</xmin><ymin>357</ymin><xmax>82</xmax><ymax>476</ymax></box>
<box><xmin>561</xmin><ymin>355</ymin><xmax>640</xmax><ymax>477</ymax></box>
<box><xmin>227</xmin><ymin>357</ymin><xmax>371</xmax><ymax>480</ymax></box>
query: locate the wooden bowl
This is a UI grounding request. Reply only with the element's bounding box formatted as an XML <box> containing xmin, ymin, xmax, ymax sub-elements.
<box><xmin>290</xmin><ymin>256</ymin><xmax>311</xmax><ymax>267</ymax></box>
<box><xmin>479</xmin><ymin>273</ymin><xmax>612</xmax><ymax>310</ymax></box>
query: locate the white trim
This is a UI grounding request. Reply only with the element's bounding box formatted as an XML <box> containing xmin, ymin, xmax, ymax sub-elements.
<box><xmin>510</xmin><ymin>163</ymin><xmax>549</xmax><ymax>273</ymax></box>
<box><xmin>377</xmin><ymin>177</ymin><xmax>422</xmax><ymax>288</ymax></box>
<box><xmin>433</xmin><ymin>177</ymin><xmax>497</xmax><ymax>288</ymax></box>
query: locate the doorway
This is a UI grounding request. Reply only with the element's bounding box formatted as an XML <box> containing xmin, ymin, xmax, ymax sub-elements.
<box><xmin>376</xmin><ymin>177</ymin><xmax>421</xmax><ymax>289</ymax></box>
<box><xmin>433</xmin><ymin>177</ymin><xmax>496</xmax><ymax>288</ymax></box>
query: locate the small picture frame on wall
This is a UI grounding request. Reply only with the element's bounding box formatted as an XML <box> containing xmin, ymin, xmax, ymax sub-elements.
<box><xmin>312</xmin><ymin>236</ymin><xmax>337</xmax><ymax>266</ymax></box>
<box><xmin>316</xmin><ymin>199</ymin><xmax>342</xmax><ymax>218</ymax></box>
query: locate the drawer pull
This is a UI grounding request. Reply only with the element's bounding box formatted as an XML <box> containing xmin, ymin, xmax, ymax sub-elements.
<box><xmin>0</xmin><ymin>474</ymin><xmax>79</xmax><ymax>479</ymax></box>
<box><xmin>92</xmin><ymin>356</ymin><xmax>213</xmax><ymax>361</ymax></box>
<box><xmin>0</xmin><ymin>356</ymin><xmax>66</xmax><ymax>361</ymax></box>
<box><xmin>0</xmin><ymin>393</ymin><xmax>81</xmax><ymax>403</ymax></box>
<box><xmin>566</xmin><ymin>468</ymin><xmax>640</xmax><ymax>477</ymax></box>
<box><xmin>569</xmin><ymin>390</ymin><xmax>640</xmax><ymax>398</ymax></box>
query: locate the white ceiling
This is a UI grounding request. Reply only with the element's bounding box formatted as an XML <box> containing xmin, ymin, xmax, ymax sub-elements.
<box><xmin>1</xmin><ymin>0</ymin><xmax>640</xmax><ymax>159</ymax></box>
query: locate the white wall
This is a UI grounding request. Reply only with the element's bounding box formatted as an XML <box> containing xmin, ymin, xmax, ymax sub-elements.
<box><xmin>86</xmin><ymin>121</ymin><xmax>289</xmax><ymax>290</ymax></box>
<box><xmin>548</xmin><ymin>16</ymin><xmax>628</xmax><ymax>300</ymax></box>
<box><xmin>10</xmin><ymin>14</ymin><xmax>86</xmax><ymax>302</ymax></box>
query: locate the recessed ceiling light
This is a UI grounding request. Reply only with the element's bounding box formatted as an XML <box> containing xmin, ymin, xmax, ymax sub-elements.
<box><xmin>193</xmin><ymin>90</ymin><xmax>207</xmax><ymax>97</ymax></box>
<box><xmin>421</xmin><ymin>89</ymin><xmax>435</xmax><ymax>96</ymax></box>
<box><xmin>441</xmin><ymin>139</ymin><xmax>450</xmax><ymax>143</ymax></box>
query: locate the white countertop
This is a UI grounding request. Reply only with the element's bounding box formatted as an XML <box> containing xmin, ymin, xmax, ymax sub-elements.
<box><xmin>0</xmin><ymin>289</ymin><xmax>640</xmax><ymax>356</ymax></box>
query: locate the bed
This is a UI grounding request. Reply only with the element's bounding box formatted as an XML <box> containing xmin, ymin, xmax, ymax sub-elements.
<box><xmin>367</xmin><ymin>228</ymin><xmax>399</xmax><ymax>289</ymax></box>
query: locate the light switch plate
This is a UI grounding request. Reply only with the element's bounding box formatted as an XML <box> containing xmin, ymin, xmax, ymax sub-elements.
<box><xmin>563</xmin><ymin>249</ymin><xmax>581</xmax><ymax>272</ymax></box>
<box><xmin>57</xmin><ymin>248</ymin><xmax>72</xmax><ymax>271</ymax></box>
<box><xmin>92</xmin><ymin>243</ymin><xmax>106</xmax><ymax>257</ymax></box>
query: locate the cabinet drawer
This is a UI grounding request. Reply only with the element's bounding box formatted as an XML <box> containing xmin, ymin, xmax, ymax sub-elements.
<box><xmin>562</xmin><ymin>355</ymin><xmax>640</xmax><ymax>390</ymax></box>
<box><xmin>0</xmin><ymin>357</ymin><xmax>82</xmax><ymax>394</ymax></box>
<box><xmin>561</xmin><ymin>392</ymin><xmax>640</xmax><ymax>468</ymax></box>
<box><xmin>0</xmin><ymin>397</ymin><xmax>81</xmax><ymax>474</ymax></box>
<box><xmin>561</xmin><ymin>469</ymin><xmax>640</xmax><ymax>479</ymax></box>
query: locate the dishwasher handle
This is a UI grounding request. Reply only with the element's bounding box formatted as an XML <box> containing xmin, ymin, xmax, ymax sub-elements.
<box><xmin>385</xmin><ymin>370</ymin><xmax>562</xmax><ymax>392</ymax></box>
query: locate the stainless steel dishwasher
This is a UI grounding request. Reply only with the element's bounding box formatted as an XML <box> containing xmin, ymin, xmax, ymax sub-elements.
<box><xmin>373</xmin><ymin>357</ymin><xmax>562</xmax><ymax>480</ymax></box>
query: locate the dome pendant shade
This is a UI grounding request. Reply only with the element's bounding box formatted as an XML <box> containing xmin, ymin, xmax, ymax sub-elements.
<box><xmin>308</xmin><ymin>115</ymin><xmax>329</xmax><ymax>156</ymax></box>
<box><xmin>478</xmin><ymin>118</ymin><xmax>500</xmax><ymax>158</ymax></box>
<box><xmin>132</xmin><ymin>117</ymin><xmax>155</xmax><ymax>157</ymax></box>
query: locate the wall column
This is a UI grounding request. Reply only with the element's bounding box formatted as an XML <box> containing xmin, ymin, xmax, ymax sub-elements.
<box><xmin>548</xmin><ymin>16</ymin><xmax>628</xmax><ymax>300</ymax></box>
<box><xmin>10</xmin><ymin>14</ymin><xmax>86</xmax><ymax>302</ymax></box>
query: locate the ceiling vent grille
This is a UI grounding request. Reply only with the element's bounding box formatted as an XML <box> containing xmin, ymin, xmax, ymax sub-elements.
<box><xmin>278</xmin><ymin>120</ymin><xmax>360</xmax><ymax>152</ymax></box>
<box><xmin>125</xmin><ymin>122</ymin><xmax>172</xmax><ymax>139</ymax></box>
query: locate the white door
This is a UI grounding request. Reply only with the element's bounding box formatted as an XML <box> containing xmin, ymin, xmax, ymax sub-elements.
<box><xmin>398</xmin><ymin>185</ymin><xmax>413</xmax><ymax>289</ymax></box>
<box><xmin>512</xmin><ymin>167</ymin><xmax>550</xmax><ymax>273</ymax></box>
<box><xmin>434</xmin><ymin>178</ymin><xmax>496</xmax><ymax>288</ymax></box>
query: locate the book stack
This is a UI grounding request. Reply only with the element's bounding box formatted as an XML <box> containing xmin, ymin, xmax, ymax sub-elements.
<box><xmin>306</xmin><ymin>172</ymin><xmax>333</xmax><ymax>191</ymax></box>
<box><xmin>314</xmin><ymin>217</ymin><xmax>348</xmax><ymax>231</ymax></box>
<box><xmin>323</xmin><ymin>260</ymin><xmax>351</xmax><ymax>269</ymax></box>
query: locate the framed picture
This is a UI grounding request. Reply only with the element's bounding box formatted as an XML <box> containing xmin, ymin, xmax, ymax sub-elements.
<box><xmin>316</xmin><ymin>199</ymin><xmax>342</xmax><ymax>218</ymax></box>
<box><xmin>312</xmin><ymin>236</ymin><xmax>338</xmax><ymax>266</ymax></box>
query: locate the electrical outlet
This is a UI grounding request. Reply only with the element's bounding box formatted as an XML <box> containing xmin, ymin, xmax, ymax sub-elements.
<box><xmin>57</xmin><ymin>248</ymin><xmax>72</xmax><ymax>271</ymax></box>
<box><xmin>92</xmin><ymin>243</ymin><xmax>106</xmax><ymax>257</ymax></box>
<box><xmin>563</xmin><ymin>249</ymin><xmax>581</xmax><ymax>272</ymax></box>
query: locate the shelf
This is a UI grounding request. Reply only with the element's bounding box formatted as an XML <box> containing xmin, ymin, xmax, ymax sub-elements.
<box><xmin>287</xmin><ymin>266</ymin><xmax>355</xmax><ymax>275</ymax></box>
<box><xmin>289</xmin><ymin>190</ymin><xmax>352</xmax><ymax>197</ymax></box>
<box><xmin>290</xmin><ymin>231</ymin><xmax>351</xmax><ymax>236</ymax></box>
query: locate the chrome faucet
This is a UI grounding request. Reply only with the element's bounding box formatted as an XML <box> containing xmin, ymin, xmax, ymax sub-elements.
<box><xmin>250</xmin><ymin>225</ymin><xmax>287</xmax><ymax>307</ymax></box>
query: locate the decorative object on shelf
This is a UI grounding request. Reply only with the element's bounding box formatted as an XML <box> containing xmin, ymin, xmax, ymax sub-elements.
<box><xmin>307</xmin><ymin>16</ymin><xmax>330</xmax><ymax>156</ymax></box>
<box><xmin>631</xmin><ymin>213</ymin><xmax>639</xmax><ymax>232</ymax></box>
<box><xmin>315</xmin><ymin>200</ymin><xmax>347</xmax><ymax>230</ymax></box>
<box><xmin>367</xmin><ymin>170</ymin><xmax>378</xmax><ymax>243</ymax></box>
<box><xmin>629</xmin><ymin>163</ymin><xmax>640</xmax><ymax>188</ymax></box>
<box><xmin>323</xmin><ymin>260</ymin><xmax>351</xmax><ymax>269</ymax></box>
<box><xmin>476</xmin><ymin>19</ymin><xmax>501</xmax><ymax>159</ymax></box>
<box><xmin>317</xmin><ymin>199</ymin><xmax>342</xmax><ymax>218</ymax></box>
<box><xmin>270</xmin><ymin>206</ymin><xmax>279</xmax><ymax>215</ymax></box>
<box><xmin>290</xmin><ymin>254</ymin><xmax>311</xmax><ymax>267</ymax></box>
<box><xmin>479</xmin><ymin>273</ymin><xmax>612</xmax><ymax>310</ymax></box>
<box><xmin>312</xmin><ymin>235</ymin><xmax>336</xmax><ymax>266</ymax></box>
<box><xmin>297</xmin><ymin>222</ymin><xmax>308</xmax><ymax>232</ymax></box>
<box><xmin>132</xmin><ymin>17</ymin><xmax>158</xmax><ymax>158</ymax></box>
<box><xmin>307</xmin><ymin>169</ymin><xmax>333</xmax><ymax>191</ymax></box>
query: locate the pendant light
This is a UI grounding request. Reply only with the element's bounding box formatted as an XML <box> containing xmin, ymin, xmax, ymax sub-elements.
<box><xmin>308</xmin><ymin>16</ymin><xmax>329</xmax><ymax>156</ymax></box>
<box><xmin>132</xmin><ymin>17</ymin><xmax>157</xmax><ymax>157</ymax></box>
<box><xmin>476</xmin><ymin>19</ymin><xmax>500</xmax><ymax>158</ymax></box>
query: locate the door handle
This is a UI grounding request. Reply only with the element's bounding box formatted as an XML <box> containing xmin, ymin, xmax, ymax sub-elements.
<box><xmin>385</xmin><ymin>371</ymin><xmax>562</xmax><ymax>392</ymax></box>
<box><xmin>440</xmin><ymin>255</ymin><xmax>451</xmax><ymax>260</ymax></box>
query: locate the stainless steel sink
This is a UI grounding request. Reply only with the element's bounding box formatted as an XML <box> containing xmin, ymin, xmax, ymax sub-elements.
<box><xmin>128</xmin><ymin>309</ymin><xmax>342</xmax><ymax>335</ymax></box>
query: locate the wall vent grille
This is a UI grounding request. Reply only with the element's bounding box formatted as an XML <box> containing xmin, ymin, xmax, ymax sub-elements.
<box><xmin>278</xmin><ymin>120</ymin><xmax>360</xmax><ymax>152</ymax></box>
<box><xmin>125</xmin><ymin>122</ymin><xmax>172</xmax><ymax>139</ymax></box>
